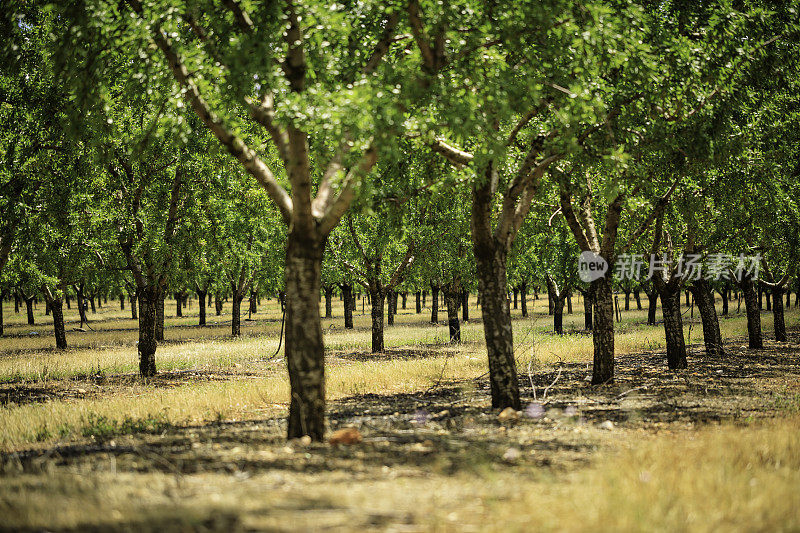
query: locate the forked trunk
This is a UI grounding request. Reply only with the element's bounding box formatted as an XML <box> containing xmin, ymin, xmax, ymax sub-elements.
<box><xmin>691</xmin><ymin>279</ymin><xmax>723</xmax><ymax>358</ymax></box>
<box><xmin>445</xmin><ymin>289</ymin><xmax>461</xmax><ymax>343</ymax></box>
<box><xmin>370</xmin><ymin>286</ymin><xmax>385</xmax><ymax>353</ymax></box>
<box><xmin>740</xmin><ymin>276</ymin><xmax>762</xmax><ymax>349</ymax></box>
<box><xmin>474</xmin><ymin>245</ymin><xmax>520</xmax><ymax>409</ymax></box>
<box><xmin>773</xmin><ymin>286</ymin><xmax>786</xmax><ymax>342</ymax></box>
<box><xmin>138</xmin><ymin>286</ymin><xmax>158</xmax><ymax>377</ymax></box>
<box><xmin>660</xmin><ymin>289</ymin><xmax>687</xmax><ymax>369</ymax></box>
<box><xmin>590</xmin><ymin>276</ymin><xmax>614</xmax><ymax>384</ymax></box>
<box><xmin>284</xmin><ymin>233</ymin><xmax>326</xmax><ymax>440</ymax></box>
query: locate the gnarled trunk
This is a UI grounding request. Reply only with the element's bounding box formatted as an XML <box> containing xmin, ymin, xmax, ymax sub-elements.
<box><xmin>284</xmin><ymin>232</ymin><xmax>326</xmax><ymax>441</ymax></box>
<box><xmin>691</xmin><ymin>279</ymin><xmax>723</xmax><ymax>358</ymax></box>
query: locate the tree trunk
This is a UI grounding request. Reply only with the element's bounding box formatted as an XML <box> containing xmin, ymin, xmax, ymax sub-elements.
<box><xmin>765</xmin><ymin>289</ymin><xmax>772</xmax><ymax>311</ymax></box>
<box><xmin>660</xmin><ymin>289</ymin><xmax>687</xmax><ymax>369</ymax></box>
<box><xmin>196</xmin><ymin>289</ymin><xmax>207</xmax><ymax>326</ymax></box>
<box><xmin>462</xmin><ymin>290</ymin><xmax>469</xmax><ymax>322</ymax></box>
<box><xmin>415</xmin><ymin>291</ymin><xmax>422</xmax><ymax>314</ymax></box>
<box><xmin>547</xmin><ymin>288</ymin><xmax>554</xmax><ymax>315</ymax></box>
<box><xmin>430</xmin><ymin>285</ymin><xmax>439</xmax><ymax>324</ymax></box>
<box><xmin>324</xmin><ymin>286</ymin><xmax>333</xmax><ymax>319</ymax></box>
<box><xmin>208</xmin><ymin>292</ymin><xmax>213</xmax><ymax>308</ymax></box>
<box><xmin>65</xmin><ymin>293</ymin><xmax>71</xmax><ymax>309</ymax></box>
<box><xmin>50</xmin><ymin>297</ymin><xmax>67</xmax><ymax>350</ymax></box>
<box><xmin>513</xmin><ymin>287</ymin><xmax>519</xmax><ymax>309</ymax></box>
<box><xmin>138</xmin><ymin>286</ymin><xmax>158</xmax><ymax>377</ymax></box>
<box><xmin>128</xmin><ymin>291</ymin><xmax>138</xmax><ymax>320</ymax></box>
<box><xmin>422</xmin><ymin>290</ymin><xmax>427</xmax><ymax>308</ymax></box>
<box><xmin>120</xmin><ymin>294</ymin><xmax>125</xmax><ymax>310</ymax></box>
<box><xmin>369</xmin><ymin>287</ymin><xmax>385</xmax><ymax>353</ymax></box>
<box><xmin>231</xmin><ymin>292</ymin><xmax>243</xmax><ymax>336</ymax></box>
<box><xmin>14</xmin><ymin>293</ymin><xmax>20</xmax><ymax>314</ymax></box>
<box><xmin>582</xmin><ymin>289</ymin><xmax>593</xmax><ymax>330</ymax></box>
<box><xmin>387</xmin><ymin>289</ymin><xmax>395</xmax><ymax>327</ymax></box>
<box><xmin>634</xmin><ymin>289</ymin><xmax>642</xmax><ymax>310</ymax></box>
<box><xmin>45</xmin><ymin>300</ymin><xmax>51</xmax><ymax>316</ymax></box>
<box><xmin>720</xmin><ymin>285</ymin><xmax>729</xmax><ymax>316</ymax></box>
<box><xmin>25</xmin><ymin>297</ymin><xmax>35</xmax><ymax>325</ymax></box>
<box><xmin>773</xmin><ymin>286</ymin><xmax>787</xmax><ymax>342</ymax></box>
<box><xmin>0</xmin><ymin>294</ymin><xmax>4</xmax><ymax>337</ymax></box>
<box><xmin>647</xmin><ymin>291</ymin><xmax>658</xmax><ymax>325</ymax></box>
<box><xmin>215</xmin><ymin>294</ymin><xmax>224</xmax><ymax>316</ymax></box>
<box><xmin>284</xmin><ymin>233</ymin><xmax>326</xmax><ymax>441</ymax></box>
<box><xmin>341</xmin><ymin>283</ymin><xmax>354</xmax><ymax>329</ymax></box>
<box><xmin>175</xmin><ymin>293</ymin><xmax>183</xmax><ymax>317</ymax></box>
<box><xmin>624</xmin><ymin>291</ymin><xmax>630</xmax><ymax>311</ymax></box>
<box><xmin>590</xmin><ymin>276</ymin><xmax>615</xmax><ymax>384</ymax></box>
<box><xmin>553</xmin><ymin>297</ymin><xmax>564</xmax><ymax>335</ymax></box>
<box><xmin>740</xmin><ymin>276</ymin><xmax>762</xmax><ymax>349</ymax></box>
<box><xmin>89</xmin><ymin>296</ymin><xmax>96</xmax><ymax>314</ymax></box>
<box><xmin>520</xmin><ymin>281</ymin><xmax>528</xmax><ymax>317</ymax></box>
<box><xmin>474</xmin><ymin>246</ymin><xmax>520</xmax><ymax>409</ymax></box>
<box><xmin>249</xmin><ymin>291</ymin><xmax>257</xmax><ymax>315</ymax></box>
<box><xmin>401</xmin><ymin>292</ymin><xmax>407</xmax><ymax>310</ymax></box>
<box><xmin>155</xmin><ymin>289</ymin><xmax>165</xmax><ymax>341</ymax></box>
<box><xmin>691</xmin><ymin>279</ymin><xmax>724</xmax><ymax>358</ymax></box>
<box><xmin>445</xmin><ymin>289</ymin><xmax>461</xmax><ymax>343</ymax></box>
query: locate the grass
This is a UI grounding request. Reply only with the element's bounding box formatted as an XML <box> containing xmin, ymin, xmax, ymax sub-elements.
<box><xmin>2</xmin><ymin>294</ymin><xmax>800</xmax><ymax>531</ymax></box>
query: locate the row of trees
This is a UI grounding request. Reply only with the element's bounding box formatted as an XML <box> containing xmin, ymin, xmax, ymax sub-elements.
<box><xmin>2</xmin><ymin>0</ymin><xmax>798</xmax><ymax>440</ymax></box>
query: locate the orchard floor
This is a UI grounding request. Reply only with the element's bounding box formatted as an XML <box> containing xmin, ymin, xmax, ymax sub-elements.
<box><xmin>1</xmin><ymin>297</ymin><xmax>800</xmax><ymax>531</ymax></box>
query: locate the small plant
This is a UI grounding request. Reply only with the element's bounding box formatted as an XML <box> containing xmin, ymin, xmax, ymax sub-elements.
<box><xmin>80</xmin><ymin>413</ymin><xmax>171</xmax><ymax>440</ymax></box>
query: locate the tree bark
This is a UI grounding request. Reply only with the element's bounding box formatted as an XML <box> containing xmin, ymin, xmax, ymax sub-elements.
<box><xmin>370</xmin><ymin>286</ymin><xmax>385</xmax><ymax>352</ymax></box>
<box><xmin>415</xmin><ymin>291</ymin><xmax>422</xmax><ymax>314</ymax></box>
<box><xmin>324</xmin><ymin>286</ymin><xmax>334</xmax><ymax>319</ymax></box>
<box><xmin>341</xmin><ymin>283</ymin><xmax>354</xmax><ymax>329</ymax></box>
<box><xmin>155</xmin><ymin>289</ymin><xmax>165</xmax><ymax>341</ymax></box>
<box><xmin>401</xmin><ymin>292</ymin><xmax>407</xmax><ymax>310</ymax></box>
<box><xmin>581</xmin><ymin>288</ymin><xmax>593</xmax><ymax>330</ymax></box>
<box><xmin>512</xmin><ymin>287</ymin><xmax>519</xmax><ymax>309</ymax></box>
<box><xmin>740</xmin><ymin>276</ymin><xmax>762</xmax><ymax>349</ymax></box>
<box><xmin>284</xmin><ymin>233</ymin><xmax>326</xmax><ymax>441</ymax></box>
<box><xmin>646</xmin><ymin>289</ymin><xmax>658</xmax><ymax>326</ymax></box>
<box><xmin>660</xmin><ymin>288</ymin><xmax>687</xmax><ymax>369</ymax></box>
<box><xmin>590</xmin><ymin>276</ymin><xmax>615</xmax><ymax>384</ymax></box>
<box><xmin>772</xmin><ymin>286</ymin><xmax>787</xmax><ymax>342</ymax></box>
<box><xmin>691</xmin><ymin>279</ymin><xmax>724</xmax><ymax>358</ymax></box>
<box><xmin>215</xmin><ymin>293</ymin><xmax>224</xmax><ymax>316</ymax></box>
<box><xmin>520</xmin><ymin>281</ymin><xmax>528</xmax><ymax>317</ymax></box>
<box><xmin>445</xmin><ymin>288</ymin><xmax>461</xmax><ymax>342</ymax></box>
<box><xmin>231</xmin><ymin>292</ymin><xmax>243</xmax><ymax>336</ymax></box>
<box><xmin>50</xmin><ymin>297</ymin><xmax>67</xmax><ymax>350</ymax></box>
<box><xmin>624</xmin><ymin>290</ymin><xmax>630</xmax><ymax>310</ymax></box>
<box><xmin>474</xmin><ymin>245</ymin><xmax>520</xmax><ymax>409</ymax></box>
<box><xmin>120</xmin><ymin>294</ymin><xmax>125</xmax><ymax>310</ymax></box>
<box><xmin>387</xmin><ymin>289</ymin><xmax>395</xmax><ymax>326</ymax></box>
<box><xmin>0</xmin><ymin>294</ymin><xmax>4</xmax><ymax>337</ymax></box>
<box><xmin>196</xmin><ymin>289</ymin><xmax>207</xmax><ymax>326</ymax></box>
<box><xmin>553</xmin><ymin>296</ymin><xmax>565</xmax><ymax>335</ymax></box>
<box><xmin>720</xmin><ymin>284</ymin><xmax>729</xmax><ymax>316</ymax></box>
<box><xmin>634</xmin><ymin>289</ymin><xmax>642</xmax><ymax>310</ymax></box>
<box><xmin>138</xmin><ymin>286</ymin><xmax>158</xmax><ymax>377</ymax></box>
<box><xmin>462</xmin><ymin>290</ymin><xmax>469</xmax><ymax>322</ymax></box>
<box><xmin>25</xmin><ymin>296</ymin><xmax>35</xmax><ymax>325</ymax></box>
<box><xmin>175</xmin><ymin>292</ymin><xmax>183</xmax><ymax>317</ymax></box>
<box><xmin>14</xmin><ymin>293</ymin><xmax>20</xmax><ymax>313</ymax></box>
<box><xmin>249</xmin><ymin>291</ymin><xmax>258</xmax><ymax>315</ymax></box>
<box><xmin>430</xmin><ymin>284</ymin><xmax>439</xmax><ymax>324</ymax></box>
